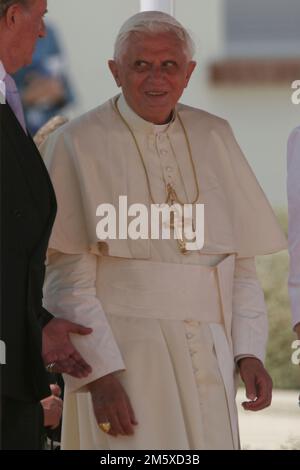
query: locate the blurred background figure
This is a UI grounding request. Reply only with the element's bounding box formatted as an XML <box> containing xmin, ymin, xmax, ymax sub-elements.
<box><xmin>13</xmin><ymin>22</ymin><xmax>74</xmax><ymax>136</ymax></box>
<box><xmin>287</xmin><ymin>126</ymin><xmax>300</xmax><ymax>341</ymax></box>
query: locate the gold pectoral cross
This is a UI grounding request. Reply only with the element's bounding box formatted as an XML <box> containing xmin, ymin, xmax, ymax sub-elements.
<box><xmin>173</xmin><ymin>217</ymin><xmax>188</xmax><ymax>255</ymax></box>
<box><xmin>166</xmin><ymin>184</ymin><xmax>188</xmax><ymax>254</ymax></box>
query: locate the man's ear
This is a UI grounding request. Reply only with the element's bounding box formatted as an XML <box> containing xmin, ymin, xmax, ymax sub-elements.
<box><xmin>184</xmin><ymin>61</ymin><xmax>197</xmax><ymax>88</ymax></box>
<box><xmin>108</xmin><ymin>60</ymin><xmax>121</xmax><ymax>87</ymax></box>
<box><xmin>5</xmin><ymin>3</ymin><xmax>21</xmax><ymax>29</ymax></box>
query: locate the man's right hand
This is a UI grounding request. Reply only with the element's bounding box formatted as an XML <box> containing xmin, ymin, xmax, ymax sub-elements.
<box><xmin>42</xmin><ymin>318</ymin><xmax>93</xmax><ymax>378</ymax></box>
<box><xmin>88</xmin><ymin>374</ymin><xmax>138</xmax><ymax>437</ymax></box>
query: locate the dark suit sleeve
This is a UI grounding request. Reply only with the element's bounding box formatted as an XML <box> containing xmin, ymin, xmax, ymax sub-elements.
<box><xmin>40</xmin><ymin>306</ymin><xmax>54</xmax><ymax>328</ymax></box>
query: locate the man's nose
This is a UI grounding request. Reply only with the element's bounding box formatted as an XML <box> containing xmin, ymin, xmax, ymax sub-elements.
<box><xmin>39</xmin><ymin>19</ymin><xmax>47</xmax><ymax>38</ymax></box>
<box><xmin>149</xmin><ymin>65</ymin><xmax>165</xmax><ymax>81</ymax></box>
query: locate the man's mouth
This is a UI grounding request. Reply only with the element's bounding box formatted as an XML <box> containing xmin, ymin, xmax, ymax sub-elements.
<box><xmin>145</xmin><ymin>91</ymin><xmax>168</xmax><ymax>97</ymax></box>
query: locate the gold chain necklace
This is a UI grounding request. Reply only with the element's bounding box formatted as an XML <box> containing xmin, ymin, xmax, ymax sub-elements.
<box><xmin>114</xmin><ymin>97</ymin><xmax>200</xmax><ymax>207</ymax></box>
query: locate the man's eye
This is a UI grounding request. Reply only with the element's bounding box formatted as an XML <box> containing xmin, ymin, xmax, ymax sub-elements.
<box><xmin>163</xmin><ymin>61</ymin><xmax>177</xmax><ymax>68</ymax></box>
<box><xmin>134</xmin><ymin>61</ymin><xmax>149</xmax><ymax>70</ymax></box>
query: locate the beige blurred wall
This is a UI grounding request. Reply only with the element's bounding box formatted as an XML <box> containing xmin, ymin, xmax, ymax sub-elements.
<box><xmin>47</xmin><ymin>0</ymin><xmax>300</xmax><ymax>207</ymax></box>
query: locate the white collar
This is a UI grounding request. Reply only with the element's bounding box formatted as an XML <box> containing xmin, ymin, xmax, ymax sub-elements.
<box><xmin>0</xmin><ymin>60</ymin><xmax>6</xmax><ymax>81</ymax></box>
<box><xmin>115</xmin><ymin>94</ymin><xmax>176</xmax><ymax>135</ymax></box>
<box><xmin>154</xmin><ymin>123</ymin><xmax>170</xmax><ymax>134</ymax></box>
<box><xmin>0</xmin><ymin>61</ymin><xmax>6</xmax><ymax>102</ymax></box>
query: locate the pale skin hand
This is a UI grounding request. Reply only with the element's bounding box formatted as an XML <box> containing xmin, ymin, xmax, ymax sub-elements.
<box><xmin>42</xmin><ymin>318</ymin><xmax>93</xmax><ymax>378</ymax></box>
<box><xmin>41</xmin><ymin>384</ymin><xmax>63</xmax><ymax>429</ymax></box>
<box><xmin>238</xmin><ymin>357</ymin><xmax>273</xmax><ymax>411</ymax></box>
<box><xmin>88</xmin><ymin>373</ymin><xmax>138</xmax><ymax>437</ymax></box>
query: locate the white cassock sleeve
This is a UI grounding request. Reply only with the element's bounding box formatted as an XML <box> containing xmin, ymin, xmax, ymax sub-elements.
<box><xmin>287</xmin><ymin>127</ymin><xmax>300</xmax><ymax>330</ymax></box>
<box><xmin>232</xmin><ymin>257</ymin><xmax>268</xmax><ymax>363</ymax></box>
<box><xmin>43</xmin><ymin>252</ymin><xmax>125</xmax><ymax>393</ymax></box>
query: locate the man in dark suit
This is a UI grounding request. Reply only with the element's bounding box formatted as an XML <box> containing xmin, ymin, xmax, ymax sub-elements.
<box><xmin>0</xmin><ymin>0</ymin><xmax>93</xmax><ymax>449</ymax></box>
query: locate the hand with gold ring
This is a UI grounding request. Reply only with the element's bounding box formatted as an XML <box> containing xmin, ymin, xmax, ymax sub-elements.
<box><xmin>98</xmin><ymin>422</ymin><xmax>111</xmax><ymax>434</ymax></box>
<box><xmin>42</xmin><ymin>318</ymin><xmax>93</xmax><ymax>378</ymax></box>
<box><xmin>88</xmin><ymin>373</ymin><xmax>138</xmax><ymax>437</ymax></box>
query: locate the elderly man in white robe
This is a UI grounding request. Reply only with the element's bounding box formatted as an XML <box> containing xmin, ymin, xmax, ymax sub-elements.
<box><xmin>41</xmin><ymin>11</ymin><xmax>286</xmax><ymax>450</ymax></box>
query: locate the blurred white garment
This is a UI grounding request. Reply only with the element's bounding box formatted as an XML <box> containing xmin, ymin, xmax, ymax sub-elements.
<box><xmin>287</xmin><ymin>126</ymin><xmax>300</xmax><ymax>328</ymax></box>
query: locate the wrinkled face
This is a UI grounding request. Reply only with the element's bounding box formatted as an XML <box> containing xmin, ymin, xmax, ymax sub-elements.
<box><xmin>10</xmin><ymin>0</ymin><xmax>47</xmax><ymax>70</ymax></box>
<box><xmin>109</xmin><ymin>32</ymin><xmax>196</xmax><ymax>124</ymax></box>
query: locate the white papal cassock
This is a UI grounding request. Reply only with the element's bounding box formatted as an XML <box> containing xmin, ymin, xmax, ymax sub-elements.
<box><xmin>41</xmin><ymin>95</ymin><xmax>286</xmax><ymax>450</ymax></box>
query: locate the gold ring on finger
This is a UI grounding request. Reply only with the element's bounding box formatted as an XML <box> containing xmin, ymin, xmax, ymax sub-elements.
<box><xmin>45</xmin><ymin>362</ymin><xmax>56</xmax><ymax>373</ymax></box>
<box><xmin>98</xmin><ymin>422</ymin><xmax>111</xmax><ymax>433</ymax></box>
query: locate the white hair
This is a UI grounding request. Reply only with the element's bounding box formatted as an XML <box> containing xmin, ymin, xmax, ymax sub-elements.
<box><xmin>114</xmin><ymin>11</ymin><xmax>195</xmax><ymax>62</ymax></box>
<box><xmin>0</xmin><ymin>0</ymin><xmax>30</xmax><ymax>18</ymax></box>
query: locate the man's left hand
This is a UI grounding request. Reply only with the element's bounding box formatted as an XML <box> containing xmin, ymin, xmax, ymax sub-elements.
<box><xmin>42</xmin><ymin>318</ymin><xmax>93</xmax><ymax>378</ymax></box>
<box><xmin>238</xmin><ymin>357</ymin><xmax>273</xmax><ymax>411</ymax></box>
